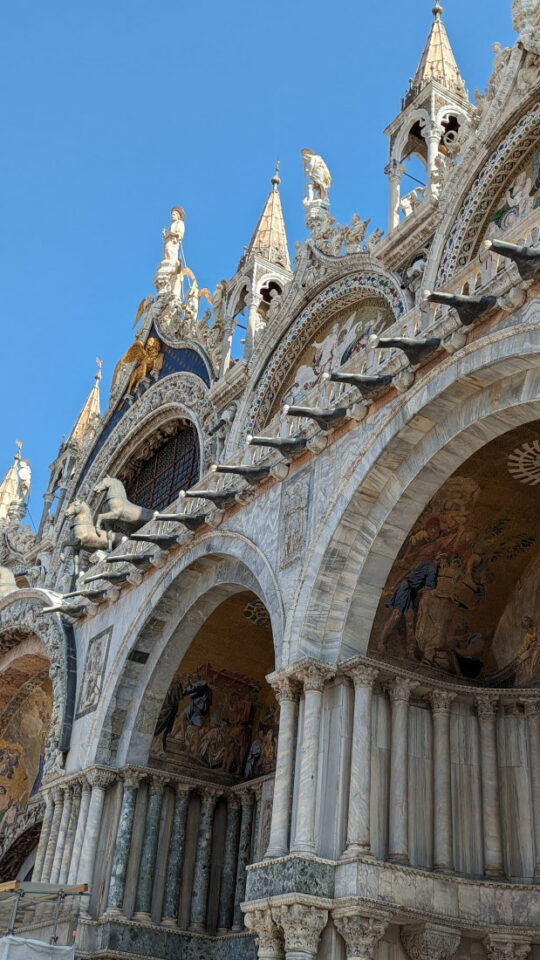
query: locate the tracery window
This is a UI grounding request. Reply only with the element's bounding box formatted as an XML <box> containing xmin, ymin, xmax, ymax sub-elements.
<box><xmin>123</xmin><ymin>420</ymin><xmax>199</xmax><ymax>512</ymax></box>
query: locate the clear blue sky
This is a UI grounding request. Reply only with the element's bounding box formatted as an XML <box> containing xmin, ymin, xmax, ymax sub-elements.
<box><xmin>1</xmin><ymin>0</ymin><xmax>515</xmax><ymax>528</ymax></box>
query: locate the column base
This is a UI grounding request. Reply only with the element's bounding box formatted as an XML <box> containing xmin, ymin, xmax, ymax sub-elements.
<box><xmin>433</xmin><ymin>864</ymin><xmax>454</xmax><ymax>874</ymax></box>
<box><xmin>231</xmin><ymin>923</ymin><xmax>244</xmax><ymax>932</ymax></box>
<box><xmin>387</xmin><ymin>853</ymin><xmax>409</xmax><ymax>865</ymax></box>
<box><xmin>340</xmin><ymin>843</ymin><xmax>374</xmax><ymax>861</ymax></box>
<box><xmin>289</xmin><ymin>843</ymin><xmax>316</xmax><ymax>855</ymax></box>
<box><xmin>102</xmin><ymin>907</ymin><xmax>123</xmax><ymax>919</ymax></box>
<box><xmin>189</xmin><ymin>922</ymin><xmax>206</xmax><ymax>933</ymax></box>
<box><xmin>216</xmin><ymin>927</ymin><xmax>230</xmax><ymax>935</ymax></box>
<box><xmin>161</xmin><ymin>917</ymin><xmax>178</xmax><ymax>927</ymax></box>
<box><xmin>485</xmin><ymin>867</ymin><xmax>506</xmax><ymax>880</ymax></box>
<box><xmin>132</xmin><ymin>911</ymin><xmax>152</xmax><ymax>923</ymax></box>
<box><xmin>264</xmin><ymin>846</ymin><xmax>288</xmax><ymax>860</ymax></box>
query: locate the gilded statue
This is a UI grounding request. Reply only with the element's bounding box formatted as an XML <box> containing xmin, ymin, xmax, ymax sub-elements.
<box><xmin>112</xmin><ymin>336</ymin><xmax>164</xmax><ymax>396</ymax></box>
<box><xmin>301</xmin><ymin>149</ymin><xmax>332</xmax><ymax>202</ymax></box>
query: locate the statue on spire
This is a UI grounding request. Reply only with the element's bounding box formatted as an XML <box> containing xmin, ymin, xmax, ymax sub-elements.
<box><xmin>301</xmin><ymin>149</ymin><xmax>332</xmax><ymax>203</ymax></box>
<box><xmin>154</xmin><ymin>206</ymin><xmax>186</xmax><ymax>296</ymax></box>
<box><xmin>0</xmin><ymin>443</ymin><xmax>31</xmax><ymax>523</ymax></box>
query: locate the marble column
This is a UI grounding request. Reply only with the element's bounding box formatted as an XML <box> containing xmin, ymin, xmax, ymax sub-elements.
<box><xmin>430</xmin><ymin>690</ymin><xmax>456</xmax><ymax>872</ymax></box>
<box><xmin>67</xmin><ymin>777</ymin><xmax>90</xmax><ymax>885</ymax></box>
<box><xmin>40</xmin><ymin>787</ymin><xmax>63</xmax><ymax>883</ymax></box>
<box><xmin>232</xmin><ymin>790</ymin><xmax>254</xmax><ymax>931</ymax></box>
<box><xmin>245</xmin><ymin>293</ymin><xmax>262</xmax><ymax>359</ymax></box>
<box><xmin>50</xmin><ymin>785</ymin><xmax>73</xmax><ymax>883</ymax></box>
<box><xmin>133</xmin><ymin>775</ymin><xmax>167</xmax><ymax>921</ymax></box>
<box><xmin>265</xmin><ymin>676</ymin><xmax>300</xmax><ymax>859</ymax></box>
<box><xmin>106</xmin><ymin>771</ymin><xmax>142</xmax><ymax>916</ymax></box>
<box><xmin>477</xmin><ymin>695</ymin><xmax>505</xmax><ymax>879</ymax></box>
<box><xmin>388</xmin><ymin>677</ymin><xmax>415</xmax><ymax>864</ymax></box>
<box><xmin>189</xmin><ymin>790</ymin><xmax>217</xmax><ymax>932</ymax></box>
<box><xmin>77</xmin><ymin>769</ymin><xmax>116</xmax><ymax>909</ymax></box>
<box><xmin>291</xmin><ymin>663</ymin><xmax>333</xmax><ymax>855</ymax></box>
<box><xmin>343</xmin><ymin>664</ymin><xmax>378</xmax><ymax>859</ymax></box>
<box><xmin>524</xmin><ymin>699</ymin><xmax>540</xmax><ymax>881</ymax></box>
<box><xmin>216</xmin><ymin>795</ymin><xmax>241</xmax><ymax>933</ymax></box>
<box><xmin>32</xmin><ymin>790</ymin><xmax>54</xmax><ymax>881</ymax></box>
<box><xmin>273</xmin><ymin>903</ymin><xmax>328</xmax><ymax>960</ymax></box>
<box><xmin>384</xmin><ymin>159</ymin><xmax>405</xmax><ymax>232</ymax></box>
<box><xmin>245</xmin><ymin>906</ymin><xmax>284</xmax><ymax>959</ymax></box>
<box><xmin>59</xmin><ymin>783</ymin><xmax>81</xmax><ymax>884</ymax></box>
<box><xmin>162</xmin><ymin>783</ymin><xmax>190</xmax><ymax>926</ymax></box>
<box><xmin>332</xmin><ymin>913</ymin><xmax>389</xmax><ymax>960</ymax></box>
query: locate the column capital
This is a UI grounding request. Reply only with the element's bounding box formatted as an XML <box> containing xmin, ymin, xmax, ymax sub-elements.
<box><xmin>343</xmin><ymin>662</ymin><xmax>379</xmax><ymax>688</ymax></box>
<box><xmin>429</xmin><ymin>690</ymin><xmax>457</xmax><ymax>714</ymax></box>
<box><xmin>267</xmin><ymin>671</ymin><xmax>301</xmax><ymax>703</ymax></box>
<box><xmin>236</xmin><ymin>786</ymin><xmax>255</xmax><ymax>806</ymax></box>
<box><xmin>295</xmin><ymin>660</ymin><xmax>335</xmax><ymax>693</ymax></box>
<box><xmin>384</xmin><ymin>159</ymin><xmax>406</xmax><ymax>179</ymax></box>
<box><xmin>70</xmin><ymin>781</ymin><xmax>83</xmax><ymax>800</ymax></box>
<box><xmin>173</xmin><ymin>780</ymin><xmax>191</xmax><ymax>798</ymax></box>
<box><xmin>122</xmin><ymin>768</ymin><xmax>144</xmax><ymax>789</ymax></box>
<box><xmin>524</xmin><ymin>698</ymin><xmax>540</xmax><ymax>718</ymax></box>
<box><xmin>388</xmin><ymin>677</ymin><xmax>417</xmax><ymax>703</ymax></box>
<box><xmin>148</xmin><ymin>774</ymin><xmax>169</xmax><ymax>795</ymax></box>
<box><xmin>272</xmin><ymin>902</ymin><xmax>328</xmax><ymax>957</ymax></box>
<box><xmin>86</xmin><ymin>768</ymin><xmax>117</xmax><ymax>790</ymax></box>
<box><xmin>400</xmin><ymin>923</ymin><xmax>460</xmax><ymax>960</ymax></box>
<box><xmin>244</xmin><ymin>907</ymin><xmax>284</xmax><ymax>959</ymax></box>
<box><xmin>51</xmin><ymin>785</ymin><xmax>64</xmax><ymax>803</ymax></box>
<box><xmin>332</xmin><ymin>913</ymin><xmax>389</xmax><ymax>960</ymax></box>
<box><xmin>484</xmin><ymin>937</ymin><xmax>531</xmax><ymax>960</ymax></box>
<box><xmin>476</xmin><ymin>694</ymin><xmax>499</xmax><ymax>718</ymax></box>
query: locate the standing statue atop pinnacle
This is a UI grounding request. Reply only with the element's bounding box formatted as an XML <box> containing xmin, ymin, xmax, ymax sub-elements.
<box><xmin>154</xmin><ymin>205</ymin><xmax>186</xmax><ymax>297</ymax></box>
<box><xmin>301</xmin><ymin>149</ymin><xmax>332</xmax><ymax>203</ymax></box>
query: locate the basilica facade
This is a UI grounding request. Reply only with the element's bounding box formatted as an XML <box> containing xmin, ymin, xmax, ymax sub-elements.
<box><xmin>0</xmin><ymin>1</ymin><xmax>539</xmax><ymax>957</ymax></box>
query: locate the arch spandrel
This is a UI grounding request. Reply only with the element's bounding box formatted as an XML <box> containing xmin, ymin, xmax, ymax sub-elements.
<box><xmin>283</xmin><ymin>319</ymin><xmax>540</xmax><ymax>666</ymax></box>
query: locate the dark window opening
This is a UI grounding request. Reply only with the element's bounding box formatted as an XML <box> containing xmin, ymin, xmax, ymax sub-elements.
<box><xmin>123</xmin><ymin>422</ymin><xmax>200</xmax><ymax>513</ymax></box>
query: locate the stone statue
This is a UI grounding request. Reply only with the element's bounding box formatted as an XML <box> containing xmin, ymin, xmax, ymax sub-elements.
<box><xmin>400</xmin><ymin>188</ymin><xmax>423</xmax><ymax>217</ymax></box>
<box><xmin>301</xmin><ymin>149</ymin><xmax>332</xmax><ymax>202</ymax></box>
<box><xmin>0</xmin><ymin>567</ymin><xmax>18</xmax><ymax>600</ymax></box>
<box><xmin>161</xmin><ymin>206</ymin><xmax>185</xmax><ymax>262</ymax></box>
<box><xmin>183</xmin><ymin>277</ymin><xmax>213</xmax><ymax>325</ymax></box>
<box><xmin>0</xmin><ymin>444</ymin><xmax>31</xmax><ymax>524</ymax></box>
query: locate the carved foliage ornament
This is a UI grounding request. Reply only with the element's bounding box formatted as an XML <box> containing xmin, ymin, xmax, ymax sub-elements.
<box><xmin>244</xmin><ymin>908</ymin><xmax>283</xmax><ymax>959</ymax></box>
<box><xmin>272</xmin><ymin>903</ymin><xmax>328</xmax><ymax>955</ymax></box>
<box><xmin>332</xmin><ymin>915</ymin><xmax>388</xmax><ymax>959</ymax></box>
<box><xmin>400</xmin><ymin>924</ymin><xmax>461</xmax><ymax>960</ymax></box>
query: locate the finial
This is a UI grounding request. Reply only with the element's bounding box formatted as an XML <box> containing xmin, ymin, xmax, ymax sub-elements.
<box><xmin>432</xmin><ymin>1</ymin><xmax>443</xmax><ymax>18</ymax></box>
<box><xmin>272</xmin><ymin>161</ymin><xmax>281</xmax><ymax>188</ymax></box>
<box><xmin>15</xmin><ymin>440</ymin><xmax>23</xmax><ymax>460</ymax></box>
<box><xmin>95</xmin><ymin>357</ymin><xmax>103</xmax><ymax>382</ymax></box>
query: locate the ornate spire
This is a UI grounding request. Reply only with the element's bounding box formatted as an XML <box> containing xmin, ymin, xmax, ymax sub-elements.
<box><xmin>0</xmin><ymin>443</ymin><xmax>31</xmax><ymax>523</ymax></box>
<box><xmin>408</xmin><ymin>3</ymin><xmax>467</xmax><ymax>102</ymax></box>
<box><xmin>68</xmin><ymin>358</ymin><xmax>102</xmax><ymax>445</ymax></box>
<box><xmin>245</xmin><ymin>164</ymin><xmax>291</xmax><ymax>270</ymax></box>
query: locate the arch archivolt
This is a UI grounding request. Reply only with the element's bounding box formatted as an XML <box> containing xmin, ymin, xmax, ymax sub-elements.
<box><xmin>285</xmin><ymin>315</ymin><xmax>540</xmax><ymax>664</ymax></box>
<box><xmin>0</xmin><ymin>590</ymin><xmax>73</xmax><ymax>776</ymax></box>
<box><xmin>86</xmin><ymin>532</ymin><xmax>284</xmax><ymax>768</ymax></box>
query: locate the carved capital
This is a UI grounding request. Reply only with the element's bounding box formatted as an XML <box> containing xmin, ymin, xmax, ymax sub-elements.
<box><xmin>296</xmin><ymin>661</ymin><xmax>335</xmax><ymax>693</ymax></box>
<box><xmin>389</xmin><ymin>677</ymin><xmax>416</xmax><ymax>703</ymax></box>
<box><xmin>244</xmin><ymin>907</ymin><xmax>284</xmax><ymax>959</ymax></box>
<box><xmin>122</xmin><ymin>768</ymin><xmax>144</xmax><ymax>790</ymax></box>
<box><xmin>174</xmin><ymin>781</ymin><xmax>191</xmax><ymax>799</ymax></box>
<box><xmin>344</xmin><ymin>663</ymin><xmax>379</xmax><ymax>689</ymax></box>
<box><xmin>333</xmin><ymin>913</ymin><xmax>388</xmax><ymax>960</ymax></box>
<box><xmin>273</xmin><ymin>903</ymin><xmax>328</xmax><ymax>956</ymax></box>
<box><xmin>484</xmin><ymin>937</ymin><xmax>531</xmax><ymax>960</ymax></box>
<box><xmin>86</xmin><ymin>768</ymin><xmax>117</xmax><ymax>791</ymax></box>
<box><xmin>476</xmin><ymin>694</ymin><xmax>499</xmax><ymax>719</ymax></box>
<box><xmin>401</xmin><ymin>924</ymin><xmax>460</xmax><ymax>960</ymax></box>
<box><xmin>429</xmin><ymin>690</ymin><xmax>456</xmax><ymax>714</ymax></box>
<box><xmin>148</xmin><ymin>774</ymin><xmax>169</xmax><ymax>795</ymax></box>
<box><xmin>524</xmin><ymin>699</ymin><xmax>540</xmax><ymax>719</ymax></box>
<box><xmin>269</xmin><ymin>673</ymin><xmax>301</xmax><ymax>703</ymax></box>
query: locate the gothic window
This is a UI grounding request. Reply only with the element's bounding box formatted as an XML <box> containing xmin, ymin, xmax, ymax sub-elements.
<box><xmin>123</xmin><ymin>421</ymin><xmax>200</xmax><ymax>512</ymax></box>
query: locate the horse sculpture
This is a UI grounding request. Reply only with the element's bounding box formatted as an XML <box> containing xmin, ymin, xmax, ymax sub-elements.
<box><xmin>94</xmin><ymin>476</ymin><xmax>155</xmax><ymax>537</ymax></box>
<box><xmin>64</xmin><ymin>499</ymin><xmax>125</xmax><ymax>577</ymax></box>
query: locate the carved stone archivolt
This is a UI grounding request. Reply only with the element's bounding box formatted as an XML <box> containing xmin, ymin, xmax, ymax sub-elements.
<box><xmin>0</xmin><ymin>592</ymin><xmax>73</xmax><ymax>776</ymax></box>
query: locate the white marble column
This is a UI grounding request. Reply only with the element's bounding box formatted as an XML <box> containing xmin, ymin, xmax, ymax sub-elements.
<box><xmin>384</xmin><ymin>159</ymin><xmax>405</xmax><ymax>232</ymax></box>
<box><xmin>291</xmin><ymin>663</ymin><xmax>333</xmax><ymax>855</ymax></box>
<box><xmin>59</xmin><ymin>782</ymin><xmax>82</xmax><ymax>884</ymax></box>
<box><xmin>477</xmin><ymin>695</ymin><xmax>505</xmax><ymax>879</ymax></box>
<box><xmin>273</xmin><ymin>903</ymin><xmax>328</xmax><ymax>960</ymax></box>
<box><xmin>343</xmin><ymin>664</ymin><xmax>378</xmax><ymax>859</ymax></box>
<box><xmin>32</xmin><ymin>790</ymin><xmax>54</xmax><ymax>881</ymax></box>
<box><xmin>524</xmin><ymin>699</ymin><xmax>540</xmax><ymax>881</ymax></box>
<box><xmin>244</xmin><ymin>293</ymin><xmax>262</xmax><ymax>360</ymax></box>
<box><xmin>40</xmin><ymin>787</ymin><xmax>63</xmax><ymax>883</ymax></box>
<box><xmin>388</xmin><ymin>677</ymin><xmax>415</xmax><ymax>864</ymax></box>
<box><xmin>77</xmin><ymin>769</ymin><xmax>116</xmax><ymax>909</ymax></box>
<box><xmin>244</xmin><ymin>906</ymin><xmax>284</xmax><ymax>959</ymax></box>
<box><xmin>265</xmin><ymin>675</ymin><xmax>300</xmax><ymax>859</ymax></box>
<box><xmin>67</xmin><ymin>777</ymin><xmax>91</xmax><ymax>885</ymax></box>
<box><xmin>332</xmin><ymin>913</ymin><xmax>389</xmax><ymax>960</ymax></box>
<box><xmin>50</xmin><ymin>785</ymin><xmax>73</xmax><ymax>883</ymax></box>
<box><xmin>430</xmin><ymin>690</ymin><xmax>456</xmax><ymax>872</ymax></box>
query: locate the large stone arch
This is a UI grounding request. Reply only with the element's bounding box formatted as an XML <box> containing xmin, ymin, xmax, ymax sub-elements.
<box><xmin>285</xmin><ymin>309</ymin><xmax>540</xmax><ymax>664</ymax></box>
<box><xmin>87</xmin><ymin>534</ymin><xmax>284</xmax><ymax>767</ymax></box>
<box><xmin>0</xmin><ymin>590</ymin><xmax>76</xmax><ymax>775</ymax></box>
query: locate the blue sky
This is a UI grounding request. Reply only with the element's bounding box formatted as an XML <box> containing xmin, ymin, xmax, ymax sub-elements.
<box><xmin>1</xmin><ymin>0</ymin><xmax>515</xmax><ymax>527</ymax></box>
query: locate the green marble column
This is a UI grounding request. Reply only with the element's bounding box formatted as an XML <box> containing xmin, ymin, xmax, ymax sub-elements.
<box><xmin>162</xmin><ymin>783</ymin><xmax>190</xmax><ymax>926</ymax></box>
<box><xmin>217</xmin><ymin>796</ymin><xmax>241</xmax><ymax>933</ymax></box>
<box><xmin>133</xmin><ymin>776</ymin><xmax>167</xmax><ymax>920</ymax></box>
<box><xmin>232</xmin><ymin>791</ymin><xmax>254</xmax><ymax>931</ymax></box>
<box><xmin>106</xmin><ymin>772</ymin><xmax>141</xmax><ymax>915</ymax></box>
<box><xmin>189</xmin><ymin>791</ymin><xmax>217</xmax><ymax>932</ymax></box>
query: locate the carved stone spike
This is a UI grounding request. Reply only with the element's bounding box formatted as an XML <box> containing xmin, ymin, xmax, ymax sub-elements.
<box><xmin>400</xmin><ymin>923</ymin><xmax>460</xmax><ymax>960</ymax></box>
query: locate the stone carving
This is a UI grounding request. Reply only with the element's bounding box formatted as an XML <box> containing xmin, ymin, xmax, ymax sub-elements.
<box><xmin>400</xmin><ymin>188</ymin><xmax>424</xmax><ymax>217</ymax></box>
<box><xmin>272</xmin><ymin>902</ymin><xmax>328</xmax><ymax>957</ymax></box>
<box><xmin>0</xmin><ymin>567</ymin><xmax>19</xmax><ymax>600</ymax></box>
<box><xmin>405</xmin><ymin>255</ymin><xmax>427</xmax><ymax>300</ymax></box>
<box><xmin>484</xmin><ymin>937</ymin><xmax>531</xmax><ymax>960</ymax></box>
<box><xmin>94</xmin><ymin>476</ymin><xmax>155</xmax><ymax>536</ymax></box>
<box><xmin>0</xmin><ymin>799</ymin><xmax>44</xmax><ymax>867</ymax></box>
<box><xmin>400</xmin><ymin>923</ymin><xmax>461</xmax><ymax>960</ymax></box>
<box><xmin>76</xmin><ymin>627</ymin><xmax>113</xmax><ymax>718</ymax></box>
<box><xmin>302</xmin><ymin>149</ymin><xmax>332</xmax><ymax>203</ymax></box>
<box><xmin>280</xmin><ymin>470</ymin><xmax>311</xmax><ymax>567</ymax></box>
<box><xmin>0</xmin><ymin>445</ymin><xmax>31</xmax><ymax>524</ymax></box>
<box><xmin>515</xmin><ymin>51</ymin><xmax>540</xmax><ymax>94</ymax></box>
<box><xmin>333</xmin><ymin>914</ymin><xmax>389</xmax><ymax>960</ymax></box>
<box><xmin>244</xmin><ymin>907</ymin><xmax>284</xmax><ymax>959</ymax></box>
<box><xmin>154</xmin><ymin>206</ymin><xmax>185</xmax><ymax>295</ymax></box>
<box><xmin>512</xmin><ymin>0</ymin><xmax>540</xmax><ymax>42</ymax></box>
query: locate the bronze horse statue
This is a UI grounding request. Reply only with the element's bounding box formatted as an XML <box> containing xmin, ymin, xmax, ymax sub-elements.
<box><xmin>94</xmin><ymin>476</ymin><xmax>155</xmax><ymax>538</ymax></box>
<box><xmin>63</xmin><ymin>499</ymin><xmax>125</xmax><ymax>577</ymax></box>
